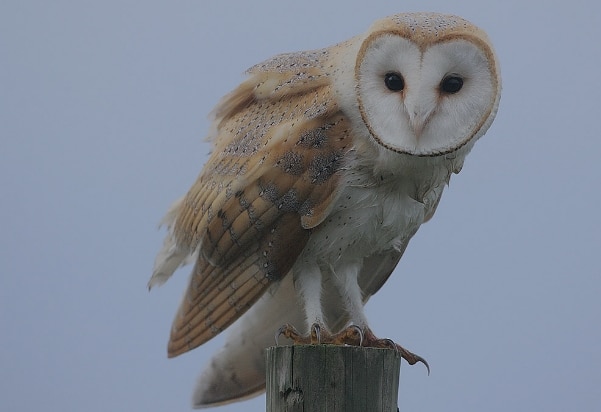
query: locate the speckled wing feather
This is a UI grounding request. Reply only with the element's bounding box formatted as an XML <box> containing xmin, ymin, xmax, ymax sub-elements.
<box><xmin>167</xmin><ymin>49</ymin><xmax>353</xmax><ymax>357</ymax></box>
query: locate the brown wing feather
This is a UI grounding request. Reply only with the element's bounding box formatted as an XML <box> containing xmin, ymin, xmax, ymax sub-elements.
<box><xmin>167</xmin><ymin>49</ymin><xmax>353</xmax><ymax>356</ymax></box>
<box><xmin>168</xmin><ymin>212</ymin><xmax>308</xmax><ymax>357</ymax></box>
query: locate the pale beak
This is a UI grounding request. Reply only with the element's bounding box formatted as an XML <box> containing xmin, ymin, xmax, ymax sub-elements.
<box><xmin>408</xmin><ymin>109</ymin><xmax>433</xmax><ymax>139</ymax></box>
<box><xmin>410</xmin><ymin>116</ymin><xmax>425</xmax><ymax>138</ymax></box>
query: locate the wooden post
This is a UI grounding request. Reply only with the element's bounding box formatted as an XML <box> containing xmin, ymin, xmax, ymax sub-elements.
<box><xmin>265</xmin><ymin>345</ymin><xmax>401</xmax><ymax>412</ymax></box>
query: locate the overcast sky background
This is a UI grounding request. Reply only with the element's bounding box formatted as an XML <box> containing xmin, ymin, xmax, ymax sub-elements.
<box><xmin>2</xmin><ymin>1</ymin><xmax>600</xmax><ymax>411</ymax></box>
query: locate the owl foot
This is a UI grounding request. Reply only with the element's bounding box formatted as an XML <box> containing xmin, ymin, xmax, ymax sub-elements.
<box><xmin>277</xmin><ymin>323</ymin><xmax>367</xmax><ymax>345</ymax></box>
<box><xmin>276</xmin><ymin>323</ymin><xmax>333</xmax><ymax>345</ymax></box>
<box><xmin>360</xmin><ymin>328</ymin><xmax>430</xmax><ymax>374</ymax></box>
<box><xmin>276</xmin><ymin>324</ymin><xmax>428</xmax><ymax>372</ymax></box>
<box><xmin>277</xmin><ymin>324</ymin><xmax>426</xmax><ymax>370</ymax></box>
<box><xmin>321</xmin><ymin>326</ymin><xmax>430</xmax><ymax>373</ymax></box>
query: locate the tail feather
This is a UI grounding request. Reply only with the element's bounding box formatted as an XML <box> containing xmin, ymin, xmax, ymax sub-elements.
<box><xmin>191</xmin><ymin>274</ymin><xmax>304</xmax><ymax>408</ymax></box>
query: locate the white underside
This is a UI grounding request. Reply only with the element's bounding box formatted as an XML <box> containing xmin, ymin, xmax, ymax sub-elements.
<box><xmin>293</xmin><ymin>146</ymin><xmax>457</xmax><ymax>330</ymax></box>
<box><xmin>189</xmin><ymin>142</ymin><xmax>472</xmax><ymax>407</ymax></box>
<box><xmin>152</xmin><ymin>138</ymin><xmax>474</xmax><ymax>408</ymax></box>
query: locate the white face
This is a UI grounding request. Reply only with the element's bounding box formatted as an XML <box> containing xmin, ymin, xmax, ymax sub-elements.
<box><xmin>356</xmin><ymin>34</ymin><xmax>496</xmax><ymax>156</ymax></box>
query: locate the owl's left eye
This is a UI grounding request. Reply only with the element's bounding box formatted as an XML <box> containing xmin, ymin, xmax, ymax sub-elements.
<box><xmin>440</xmin><ymin>75</ymin><xmax>464</xmax><ymax>94</ymax></box>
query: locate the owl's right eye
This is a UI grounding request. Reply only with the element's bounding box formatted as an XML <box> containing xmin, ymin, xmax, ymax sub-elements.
<box><xmin>384</xmin><ymin>72</ymin><xmax>404</xmax><ymax>92</ymax></box>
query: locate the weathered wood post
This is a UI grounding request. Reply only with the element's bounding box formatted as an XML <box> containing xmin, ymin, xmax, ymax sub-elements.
<box><xmin>266</xmin><ymin>345</ymin><xmax>401</xmax><ymax>412</ymax></box>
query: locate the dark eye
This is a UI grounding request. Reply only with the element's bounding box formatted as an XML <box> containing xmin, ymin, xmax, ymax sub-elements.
<box><xmin>440</xmin><ymin>75</ymin><xmax>464</xmax><ymax>94</ymax></box>
<box><xmin>384</xmin><ymin>72</ymin><xmax>404</xmax><ymax>92</ymax></box>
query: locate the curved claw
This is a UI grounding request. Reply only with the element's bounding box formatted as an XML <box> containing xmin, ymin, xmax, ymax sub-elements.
<box><xmin>381</xmin><ymin>338</ymin><xmax>396</xmax><ymax>349</ymax></box>
<box><xmin>275</xmin><ymin>323</ymin><xmax>302</xmax><ymax>346</ymax></box>
<box><xmin>349</xmin><ymin>325</ymin><xmax>364</xmax><ymax>346</ymax></box>
<box><xmin>311</xmin><ymin>323</ymin><xmax>322</xmax><ymax>344</ymax></box>
<box><xmin>411</xmin><ymin>355</ymin><xmax>430</xmax><ymax>375</ymax></box>
<box><xmin>361</xmin><ymin>328</ymin><xmax>430</xmax><ymax>374</ymax></box>
<box><xmin>396</xmin><ymin>346</ymin><xmax>430</xmax><ymax>375</ymax></box>
<box><xmin>418</xmin><ymin>356</ymin><xmax>430</xmax><ymax>376</ymax></box>
<box><xmin>274</xmin><ymin>325</ymin><xmax>285</xmax><ymax>346</ymax></box>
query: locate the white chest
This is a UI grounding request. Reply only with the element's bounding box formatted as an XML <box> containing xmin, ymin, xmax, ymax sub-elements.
<box><xmin>301</xmin><ymin>159</ymin><xmax>451</xmax><ymax>266</ymax></box>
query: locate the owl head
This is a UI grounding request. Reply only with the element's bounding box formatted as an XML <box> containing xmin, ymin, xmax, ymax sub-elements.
<box><xmin>335</xmin><ymin>13</ymin><xmax>501</xmax><ymax>157</ymax></box>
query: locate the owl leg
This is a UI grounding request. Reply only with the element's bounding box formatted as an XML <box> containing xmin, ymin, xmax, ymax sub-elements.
<box><xmin>278</xmin><ymin>261</ymin><xmax>367</xmax><ymax>347</ymax></box>
<box><xmin>331</xmin><ymin>261</ymin><xmax>368</xmax><ymax>326</ymax></box>
<box><xmin>277</xmin><ymin>262</ymin><xmax>332</xmax><ymax>344</ymax></box>
<box><xmin>296</xmin><ymin>262</ymin><xmax>326</xmax><ymax>329</ymax></box>
<box><xmin>328</xmin><ymin>261</ymin><xmax>430</xmax><ymax>372</ymax></box>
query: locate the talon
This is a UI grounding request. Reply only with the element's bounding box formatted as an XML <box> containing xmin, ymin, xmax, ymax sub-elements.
<box><xmin>273</xmin><ymin>322</ymin><xmax>430</xmax><ymax>375</ymax></box>
<box><xmin>360</xmin><ymin>328</ymin><xmax>430</xmax><ymax>374</ymax></box>
<box><xmin>311</xmin><ymin>323</ymin><xmax>321</xmax><ymax>344</ymax></box>
<box><xmin>275</xmin><ymin>323</ymin><xmax>305</xmax><ymax>345</ymax></box>
<box><xmin>393</xmin><ymin>344</ymin><xmax>430</xmax><ymax>374</ymax></box>
<box><xmin>274</xmin><ymin>325</ymin><xmax>286</xmax><ymax>346</ymax></box>
<box><xmin>406</xmin><ymin>352</ymin><xmax>430</xmax><ymax>375</ymax></box>
<box><xmin>381</xmin><ymin>338</ymin><xmax>395</xmax><ymax>349</ymax></box>
<box><xmin>421</xmin><ymin>357</ymin><xmax>431</xmax><ymax>375</ymax></box>
<box><xmin>349</xmin><ymin>325</ymin><xmax>364</xmax><ymax>346</ymax></box>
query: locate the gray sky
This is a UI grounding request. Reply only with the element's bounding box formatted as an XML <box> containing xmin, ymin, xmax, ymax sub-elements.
<box><xmin>1</xmin><ymin>1</ymin><xmax>600</xmax><ymax>411</ymax></box>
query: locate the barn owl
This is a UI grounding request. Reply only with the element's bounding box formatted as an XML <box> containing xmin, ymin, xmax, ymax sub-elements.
<box><xmin>149</xmin><ymin>12</ymin><xmax>501</xmax><ymax>408</ymax></box>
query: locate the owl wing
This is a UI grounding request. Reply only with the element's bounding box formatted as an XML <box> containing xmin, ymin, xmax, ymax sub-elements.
<box><xmin>186</xmin><ymin>163</ymin><xmax>447</xmax><ymax>407</ymax></box>
<box><xmin>190</xmin><ymin>274</ymin><xmax>304</xmax><ymax>407</ymax></box>
<box><xmin>166</xmin><ymin>49</ymin><xmax>353</xmax><ymax>358</ymax></box>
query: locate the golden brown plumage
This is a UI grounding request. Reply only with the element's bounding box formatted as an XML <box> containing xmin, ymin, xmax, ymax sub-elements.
<box><xmin>166</xmin><ymin>54</ymin><xmax>354</xmax><ymax>356</ymax></box>
<box><xmin>150</xmin><ymin>11</ymin><xmax>501</xmax><ymax>407</ymax></box>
